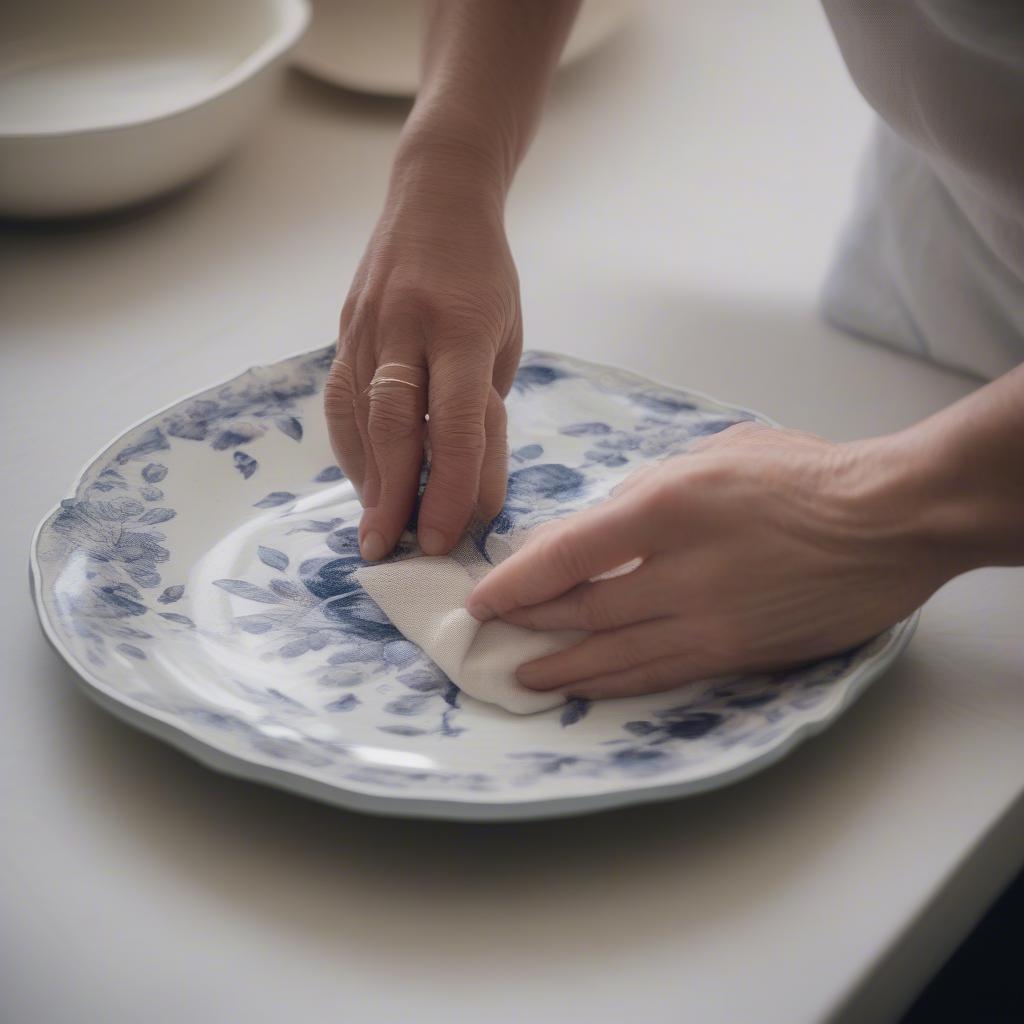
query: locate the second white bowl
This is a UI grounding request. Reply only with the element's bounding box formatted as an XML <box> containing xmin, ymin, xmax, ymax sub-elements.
<box><xmin>292</xmin><ymin>0</ymin><xmax>638</xmax><ymax>97</ymax></box>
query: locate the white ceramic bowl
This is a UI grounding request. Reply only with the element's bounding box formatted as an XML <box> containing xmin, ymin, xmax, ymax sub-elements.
<box><xmin>0</xmin><ymin>0</ymin><xmax>309</xmax><ymax>218</ymax></box>
<box><xmin>293</xmin><ymin>0</ymin><xmax>639</xmax><ymax>97</ymax></box>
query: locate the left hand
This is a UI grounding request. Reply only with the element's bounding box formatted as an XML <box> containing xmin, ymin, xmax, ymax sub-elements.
<box><xmin>466</xmin><ymin>423</ymin><xmax>949</xmax><ymax>700</ymax></box>
<box><xmin>323</xmin><ymin>135</ymin><xmax>521</xmax><ymax>561</ymax></box>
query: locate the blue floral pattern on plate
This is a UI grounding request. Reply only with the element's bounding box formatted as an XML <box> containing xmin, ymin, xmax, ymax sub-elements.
<box><xmin>31</xmin><ymin>347</ymin><xmax>917</xmax><ymax>820</ymax></box>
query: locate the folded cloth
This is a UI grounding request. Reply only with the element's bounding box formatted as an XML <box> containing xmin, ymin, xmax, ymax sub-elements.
<box><xmin>355</xmin><ymin>532</ymin><xmax>585</xmax><ymax>715</ymax></box>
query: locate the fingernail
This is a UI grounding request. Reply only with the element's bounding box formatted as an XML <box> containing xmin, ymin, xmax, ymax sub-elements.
<box><xmin>419</xmin><ymin>527</ymin><xmax>446</xmax><ymax>556</ymax></box>
<box><xmin>466</xmin><ymin>599</ymin><xmax>495</xmax><ymax>622</ymax></box>
<box><xmin>360</xmin><ymin>530</ymin><xmax>387</xmax><ymax>561</ymax></box>
<box><xmin>516</xmin><ymin>664</ymin><xmax>542</xmax><ymax>688</ymax></box>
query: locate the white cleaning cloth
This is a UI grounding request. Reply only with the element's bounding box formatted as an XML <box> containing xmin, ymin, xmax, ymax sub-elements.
<box><xmin>355</xmin><ymin>533</ymin><xmax>585</xmax><ymax>714</ymax></box>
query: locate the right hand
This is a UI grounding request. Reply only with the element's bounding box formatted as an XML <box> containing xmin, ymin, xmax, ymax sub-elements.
<box><xmin>323</xmin><ymin>141</ymin><xmax>522</xmax><ymax>561</ymax></box>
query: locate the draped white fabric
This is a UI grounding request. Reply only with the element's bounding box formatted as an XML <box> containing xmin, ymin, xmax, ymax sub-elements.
<box><xmin>822</xmin><ymin>0</ymin><xmax>1024</xmax><ymax>379</ymax></box>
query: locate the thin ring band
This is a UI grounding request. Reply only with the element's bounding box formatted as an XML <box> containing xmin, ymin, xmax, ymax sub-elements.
<box><xmin>376</xmin><ymin>361</ymin><xmax>424</xmax><ymax>374</ymax></box>
<box><xmin>363</xmin><ymin>361</ymin><xmax>426</xmax><ymax>394</ymax></box>
<box><xmin>366</xmin><ymin>377</ymin><xmax>421</xmax><ymax>390</ymax></box>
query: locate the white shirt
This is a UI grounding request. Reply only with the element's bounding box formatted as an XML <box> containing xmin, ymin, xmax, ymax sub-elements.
<box><xmin>821</xmin><ymin>0</ymin><xmax>1024</xmax><ymax>379</ymax></box>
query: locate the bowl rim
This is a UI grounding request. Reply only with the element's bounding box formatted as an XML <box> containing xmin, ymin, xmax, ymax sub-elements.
<box><xmin>291</xmin><ymin>0</ymin><xmax>638</xmax><ymax>98</ymax></box>
<box><xmin>1</xmin><ymin>0</ymin><xmax>310</xmax><ymax>140</ymax></box>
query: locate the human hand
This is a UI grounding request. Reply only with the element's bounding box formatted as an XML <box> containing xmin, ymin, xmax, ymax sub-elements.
<box><xmin>466</xmin><ymin>423</ymin><xmax>953</xmax><ymax>699</ymax></box>
<box><xmin>323</xmin><ymin>141</ymin><xmax>521</xmax><ymax>561</ymax></box>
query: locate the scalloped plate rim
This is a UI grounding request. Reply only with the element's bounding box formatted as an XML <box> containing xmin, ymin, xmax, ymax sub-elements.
<box><xmin>29</xmin><ymin>343</ymin><xmax>919</xmax><ymax>821</ymax></box>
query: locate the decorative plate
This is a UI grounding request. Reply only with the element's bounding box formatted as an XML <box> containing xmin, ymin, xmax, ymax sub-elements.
<box><xmin>31</xmin><ymin>346</ymin><xmax>917</xmax><ymax>821</ymax></box>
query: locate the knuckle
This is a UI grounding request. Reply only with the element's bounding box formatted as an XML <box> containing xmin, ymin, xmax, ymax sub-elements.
<box><xmin>640</xmin><ymin>463</ymin><xmax>726</xmax><ymax>529</ymax></box>
<box><xmin>367</xmin><ymin>391</ymin><xmax>421</xmax><ymax>446</ymax></box>
<box><xmin>641</xmin><ymin>474</ymin><xmax>687</xmax><ymax>523</ymax></box>
<box><xmin>714</xmin><ymin>421</ymin><xmax>757</xmax><ymax>441</ymax></box>
<box><xmin>382</xmin><ymin>287</ymin><xmax>442</xmax><ymax>336</ymax></box>
<box><xmin>432</xmin><ymin>352</ymin><xmax>488</xmax><ymax>389</ymax></box>
<box><xmin>339</xmin><ymin>294</ymin><xmax>359</xmax><ymax>333</ymax></box>
<box><xmin>692</xmin><ymin>421</ymin><xmax>763</xmax><ymax>453</ymax></box>
<box><xmin>342</xmin><ymin>302</ymin><xmax>375</xmax><ymax>343</ymax></box>
<box><xmin>323</xmin><ymin>367</ymin><xmax>356</xmax><ymax>415</ymax></box>
<box><xmin>437</xmin><ymin>307</ymin><xmax>499</xmax><ymax>344</ymax></box>
<box><xmin>366</xmin><ymin>254</ymin><xmax>519</xmax><ymax>345</ymax></box>
<box><xmin>685</xmin><ymin>459</ymin><xmax>737</xmax><ymax>497</ymax></box>
<box><xmin>368</xmin><ymin>411</ymin><xmax>418</xmax><ymax>447</ymax></box>
<box><xmin>430</xmin><ymin>417</ymin><xmax>486</xmax><ymax>460</ymax></box>
<box><xmin>547</xmin><ymin>529</ymin><xmax>590</xmax><ymax>586</ymax></box>
<box><xmin>431</xmin><ymin>280</ymin><xmax>516</xmax><ymax>337</ymax></box>
<box><xmin>382</xmin><ymin>274</ymin><xmax>497</xmax><ymax>337</ymax></box>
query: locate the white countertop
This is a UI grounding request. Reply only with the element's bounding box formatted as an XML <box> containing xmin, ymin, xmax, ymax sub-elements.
<box><xmin>2</xmin><ymin>3</ymin><xmax>1022</xmax><ymax>1022</ymax></box>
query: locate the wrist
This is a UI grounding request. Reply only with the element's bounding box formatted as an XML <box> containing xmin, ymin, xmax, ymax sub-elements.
<box><xmin>893</xmin><ymin>417</ymin><xmax>1024</xmax><ymax>571</ymax></box>
<box><xmin>837</xmin><ymin>428</ymin><xmax>1018</xmax><ymax>588</ymax></box>
<box><xmin>392</xmin><ymin>112</ymin><xmax>514</xmax><ymax>213</ymax></box>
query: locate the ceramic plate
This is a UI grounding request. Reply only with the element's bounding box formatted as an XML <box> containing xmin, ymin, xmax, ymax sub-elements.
<box><xmin>291</xmin><ymin>0</ymin><xmax>638</xmax><ymax>97</ymax></box>
<box><xmin>31</xmin><ymin>346</ymin><xmax>916</xmax><ymax>821</ymax></box>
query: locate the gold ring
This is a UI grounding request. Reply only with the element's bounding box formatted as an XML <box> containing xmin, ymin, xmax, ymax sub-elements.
<box><xmin>376</xmin><ymin>362</ymin><xmax>423</xmax><ymax>373</ymax></box>
<box><xmin>366</xmin><ymin>377</ymin><xmax>421</xmax><ymax>390</ymax></box>
<box><xmin>363</xmin><ymin>362</ymin><xmax>426</xmax><ymax>396</ymax></box>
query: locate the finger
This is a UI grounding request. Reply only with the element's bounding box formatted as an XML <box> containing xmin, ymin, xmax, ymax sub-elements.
<box><xmin>350</xmin><ymin>333</ymin><xmax>388</xmax><ymax>508</ymax></box>
<box><xmin>491</xmin><ymin>313</ymin><xmax>523</xmax><ymax>397</ymax></box>
<box><xmin>556</xmin><ymin>654</ymin><xmax>712</xmax><ymax>701</ymax></box>
<box><xmin>352</xmin><ymin>387</ymin><xmax>380</xmax><ymax>509</ymax></box>
<box><xmin>514</xmin><ymin>516</ymin><xmax>563</xmax><ymax>548</ymax></box>
<box><xmin>611</xmin><ymin>463</ymin><xmax>658</xmax><ymax>497</ymax></box>
<box><xmin>689</xmin><ymin>420</ymin><xmax>765</xmax><ymax>453</ymax></box>
<box><xmin>358</xmin><ymin>360</ymin><xmax>428</xmax><ymax>561</ymax></box>
<box><xmin>516</xmin><ymin>619</ymin><xmax>680</xmax><ymax>690</ymax></box>
<box><xmin>501</xmin><ymin>560</ymin><xmax>655</xmax><ymax>632</ymax></box>
<box><xmin>466</xmin><ymin>495</ymin><xmax>646</xmax><ymax>621</ymax></box>
<box><xmin>478</xmin><ymin>387</ymin><xmax>509</xmax><ymax>521</ymax></box>
<box><xmin>417</xmin><ymin>345</ymin><xmax>493</xmax><ymax>555</ymax></box>
<box><xmin>322</xmin><ymin>356</ymin><xmax>365</xmax><ymax>496</ymax></box>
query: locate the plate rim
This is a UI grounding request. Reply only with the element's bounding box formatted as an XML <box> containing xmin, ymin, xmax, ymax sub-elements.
<box><xmin>29</xmin><ymin>343</ymin><xmax>919</xmax><ymax>821</ymax></box>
